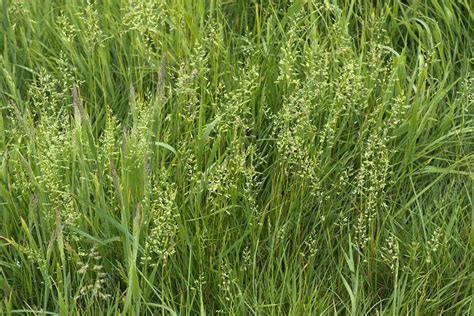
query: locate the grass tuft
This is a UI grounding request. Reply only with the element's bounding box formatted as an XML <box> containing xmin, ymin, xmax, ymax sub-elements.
<box><xmin>0</xmin><ymin>0</ymin><xmax>472</xmax><ymax>314</ymax></box>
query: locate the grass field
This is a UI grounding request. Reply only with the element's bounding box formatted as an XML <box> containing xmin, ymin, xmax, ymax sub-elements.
<box><xmin>0</xmin><ymin>0</ymin><xmax>473</xmax><ymax>314</ymax></box>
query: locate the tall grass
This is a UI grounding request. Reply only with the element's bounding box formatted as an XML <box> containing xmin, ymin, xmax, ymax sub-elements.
<box><xmin>0</xmin><ymin>0</ymin><xmax>472</xmax><ymax>314</ymax></box>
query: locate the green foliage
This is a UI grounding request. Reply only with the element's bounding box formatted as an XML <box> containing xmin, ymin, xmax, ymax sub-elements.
<box><xmin>0</xmin><ymin>0</ymin><xmax>472</xmax><ymax>314</ymax></box>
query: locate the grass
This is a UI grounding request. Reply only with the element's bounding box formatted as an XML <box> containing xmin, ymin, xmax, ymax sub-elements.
<box><xmin>0</xmin><ymin>0</ymin><xmax>472</xmax><ymax>314</ymax></box>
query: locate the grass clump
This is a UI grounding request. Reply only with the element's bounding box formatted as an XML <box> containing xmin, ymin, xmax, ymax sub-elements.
<box><xmin>0</xmin><ymin>0</ymin><xmax>472</xmax><ymax>314</ymax></box>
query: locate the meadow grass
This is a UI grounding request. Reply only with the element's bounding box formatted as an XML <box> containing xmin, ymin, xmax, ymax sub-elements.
<box><xmin>0</xmin><ymin>0</ymin><xmax>473</xmax><ymax>314</ymax></box>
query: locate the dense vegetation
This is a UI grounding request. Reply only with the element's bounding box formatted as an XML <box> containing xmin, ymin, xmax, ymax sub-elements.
<box><xmin>0</xmin><ymin>0</ymin><xmax>472</xmax><ymax>314</ymax></box>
